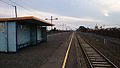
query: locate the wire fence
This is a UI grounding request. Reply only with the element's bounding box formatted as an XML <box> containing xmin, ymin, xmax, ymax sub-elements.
<box><xmin>87</xmin><ymin>28</ymin><xmax>120</xmax><ymax>39</ymax></box>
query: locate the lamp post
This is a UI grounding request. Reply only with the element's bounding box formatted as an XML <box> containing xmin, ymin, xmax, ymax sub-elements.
<box><xmin>45</xmin><ymin>16</ymin><xmax>58</xmax><ymax>30</ymax></box>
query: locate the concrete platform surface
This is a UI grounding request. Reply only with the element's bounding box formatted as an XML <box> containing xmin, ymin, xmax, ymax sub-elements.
<box><xmin>0</xmin><ymin>32</ymin><xmax>72</xmax><ymax>68</ymax></box>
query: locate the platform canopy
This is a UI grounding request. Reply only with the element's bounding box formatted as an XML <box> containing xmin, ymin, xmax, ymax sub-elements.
<box><xmin>0</xmin><ymin>16</ymin><xmax>54</xmax><ymax>26</ymax></box>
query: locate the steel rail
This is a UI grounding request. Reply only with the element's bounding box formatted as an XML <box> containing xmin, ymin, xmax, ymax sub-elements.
<box><xmin>76</xmin><ymin>34</ymin><xmax>93</xmax><ymax>68</ymax></box>
<box><xmin>84</xmin><ymin>37</ymin><xmax>118</xmax><ymax>68</ymax></box>
<box><xmin>76</xmin><ymin>34</ymin><xmax>118</xmax><ymax>68</ymax></box>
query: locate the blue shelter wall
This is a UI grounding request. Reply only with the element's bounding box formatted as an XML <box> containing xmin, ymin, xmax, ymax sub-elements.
<box><xmin>0</xmin><ymin>22</ymin><xmax>16</xmax><ymax>52</ymax></box>
<box><xmin>0</xmin><ymin>22</ymin><xmax>7</xmax><ymax>52</ymax></box>
<box><xmin>7</xmin><ymin>22</ymin><xmax>17</xmax><ymax>52</ymax></box>
<box><xmin>37</xmin><ymin>27</ymin><xmax>42</xmax><ymax>43</ymax></box>
<box><xmin>0</xmin><ymin>21</ymin><xmax>48</xmax><ymax>52</ymax></box>
<box><xmin>17</xmin><ymin>24</ymin><xmax>31</xmax><ymax>48</ymax></box>
<box><xmin>30</xmin><ymin>25</ymin><xmax>37</xmax><ymax>45</ymax></box>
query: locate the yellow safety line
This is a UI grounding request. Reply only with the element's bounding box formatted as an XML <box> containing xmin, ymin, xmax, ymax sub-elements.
<box><xmin>62</xmin><ymin>33</ymin><xmax>74</xmax><ymax>68</ymax></box>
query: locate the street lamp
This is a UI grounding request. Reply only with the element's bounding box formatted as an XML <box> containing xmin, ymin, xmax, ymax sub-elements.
<box><xmin>45</xmin><ymin>16</ymin><xmax>58</xmax><ymax>30</ymax></box>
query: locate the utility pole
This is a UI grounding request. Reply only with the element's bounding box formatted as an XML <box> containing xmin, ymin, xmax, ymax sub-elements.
<box><xmin>14</xmin><ymin>6</ymin><xmax>17</xmax><ymax>18</ymax></box>
<box><xmin>12</xmin><ymin>5</ymin><xmax>17</xmax><ymax>18</ymax></box>
<box><xmin>45</xmin><ymin>16</ymin><xmax>58</xmax><ymax>30</ymax></box>
<box><xmin>0</xmin><ymin>0</ymin><xmax>17</xmax><ymax>18</ymax></box>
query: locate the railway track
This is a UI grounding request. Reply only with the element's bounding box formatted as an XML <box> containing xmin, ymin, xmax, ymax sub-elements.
<box><xmin>76</xmin><ymin>34</ymin><xmax>118</xmax><ymax>68</ymax></box>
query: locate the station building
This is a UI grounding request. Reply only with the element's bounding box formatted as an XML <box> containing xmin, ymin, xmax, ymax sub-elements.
<box><xmin>0</xmin><ymin>16</ymin><xmax>53</xmax><ymax>52</ymax></box>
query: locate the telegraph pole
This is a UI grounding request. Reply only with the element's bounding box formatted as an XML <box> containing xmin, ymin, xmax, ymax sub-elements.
<box><xmin>12</xmin><ymin>5</ymin><xmax>17</xmax><ymax>18</ymax></box>
<box><xmin>14</xmin><ymin>6</ymin><xmax>17</xmax><ymax>18</ymax></box>
<box><xmin>45</xmin><ymin>16</ymin><xmax>58</xmax><ymax>30</ymax></box>
<box><xmin>0</xmin><ymin>0</ymin><xmax>17</xmax><ymax>18</ymax></box>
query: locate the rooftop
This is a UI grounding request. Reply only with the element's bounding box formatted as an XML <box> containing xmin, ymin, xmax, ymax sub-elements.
<box><xmin>0</xmin><ymin>16</ymin><xmax>54</xmax><ymax>26</ymax></box>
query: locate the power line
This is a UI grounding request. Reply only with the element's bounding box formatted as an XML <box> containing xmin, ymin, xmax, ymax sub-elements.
<box><xmin>8</xmin><ymin>0</ymin><xmax>53</xmax><ymax>16</ymax></box>
<box><xmin>0</xmin><ymin>0</ymin><xmax>18</xmax><ymax>18</ymax></box>
<box><xmin>0</xmin><ymin>0</ymin><xmax>33</xmax><ymax>17</ymax></box>
<box><xmin>8</xmin><ymin>0</ymin><xmax>40</xmax><ymax>15</ymax></box>
<box><xmin>0</xmin><ymin>0</ymin><xmax>31</xmax><ymax>13</ymax></box>
<box><xmin>9</xmin><ymin>0</ymin><xmax>29</xmax><ymax>10</ymax></box>
<box><xmin>0</xmin><ymin>0</ymin><xmax>13</xmax><ymax>6</ymax></box>
<box><xmin>0</xmin><ymin>0</ymin><xmax>47</xmax><ymax>17</ymax></box>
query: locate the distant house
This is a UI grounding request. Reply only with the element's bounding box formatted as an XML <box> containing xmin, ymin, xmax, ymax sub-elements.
<box><xmin>0</xmin><ymin>16</ymin><xmax>53</xmax><ymax>52</ymax></box>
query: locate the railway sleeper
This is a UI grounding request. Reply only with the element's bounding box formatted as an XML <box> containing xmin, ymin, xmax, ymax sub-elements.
<box><xmin>92</xmin><ymin>61</ymin><xmax>108</xmax><ymax>64</ymax></box>
<box><xmin>85</xmin><ymin>49</ymin><xmax>95</xmax><ymax>52</ymax></box>
<box><xmin>94</xmin><ymin>67</ymin><xmax>113</xmax><ymax>68</ymax></box>
<box><xmin>88</xmin><ymin>54</ymin><xmax>101</xmax><ymax>57</ymax></box>
<box><xmin>92</xmin><ymin>63</ymin><xmax>110</xmax><ymax>66</ymax></box>
<box><xmin>89</xmin><ymin>56</ymin><xmax>103</xmax><ymax>59</ymax></box>
<box><xmin>90</xmin><ymin>59</ymin><xmax>106</xmax><ymax>61</ymax></box>
<box><xmin>92</xmin><ymin>62</ymin><xmax>110</xmax><ymax>65</ymax></box>
<box><xmin>87</xmin><ymin>53</ymin><xmax>100</xmax><ymax>55</ymax></box>
<box><xmin>93</xmin><ymin>63</ymin><xmax>111</xmax><ymax>67</ymax></box>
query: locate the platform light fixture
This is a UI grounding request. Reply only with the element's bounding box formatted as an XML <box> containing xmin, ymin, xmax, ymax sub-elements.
<box><xmin>45</xmin><ymin>16</ymin><xmax>58</xmax><ymax>30</ymax></box>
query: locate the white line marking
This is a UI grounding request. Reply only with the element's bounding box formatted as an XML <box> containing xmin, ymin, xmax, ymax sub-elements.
<box><xmin>62</xmin><ymin>33</ymin><xmax>74</xmax><ymax>68</ymax></box>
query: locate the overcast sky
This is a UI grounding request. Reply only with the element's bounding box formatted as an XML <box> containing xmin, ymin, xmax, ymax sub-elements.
<box><xmin>0</xmin><ymin>0</ymin><xmax>120</xmax><ymax>30</ymax></box>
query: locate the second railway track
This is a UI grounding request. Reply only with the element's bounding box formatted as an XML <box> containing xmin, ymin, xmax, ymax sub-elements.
<box><xmin>76</xmin><ymin>33</ymin><xmax>118</xmax><ymax>68</ymax></box>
